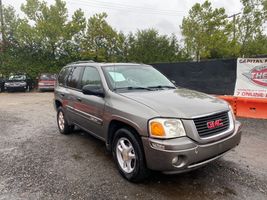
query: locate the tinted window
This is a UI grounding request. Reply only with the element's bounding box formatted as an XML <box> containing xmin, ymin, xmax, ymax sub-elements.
<box><xmin>40</xmin><ymin>74</ymin><xmax>56</xmax><ymax>80</ymax></box>
<box><xmin>67</xmin><ymin>66</ymin><xmax>83</xmax><ymax>89</ymax></box>
<box><xmin>9</xmin><ymin>75</ymin><xmax>26</xmax><ymax>81</ymax></box>
<box><xmin>58</xmin><ymin>67</ymin><xmax>71</xmax><ymax>86</ymax></box>
<box><xmin>81</xmin><ymin>67</ymin><xmax>101</xmax><ymax>88</ymax></box>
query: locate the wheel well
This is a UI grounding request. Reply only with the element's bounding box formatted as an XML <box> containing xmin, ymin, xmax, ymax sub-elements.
<box><xmin>107</xmin><ymin>120</ymin><xmax>141</xmax><ymax>151</ymax></box>
<box><xmin>55</xmin><ymin>100</ymin><xmax>62</xmax><ymax>110</ymax></box>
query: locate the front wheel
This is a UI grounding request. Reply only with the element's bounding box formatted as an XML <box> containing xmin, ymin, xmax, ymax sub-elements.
<box><xmin>57</xmin><ymin>107</ymin><xmax>73</xmax><ymax>135</ymax></box>
<box><xmin>112</xmin><ymin>128</ymin><xmax>149</xmax><ymax>182</ymax></box>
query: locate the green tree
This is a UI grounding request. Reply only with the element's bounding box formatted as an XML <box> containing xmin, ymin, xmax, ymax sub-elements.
<box><xmin>181</xmin><ymin>0</ymin><xmax>233</xmax><ymax>61</ymax></box>
<box><xmin>237</xmin><ymin>0</ymin><xmax>267</xmax><ymax>56</ymax></box>
<box><xmin>82</xmin><ymin>13</ymin><xmax>121</xmax><ymax>62</ymax></box>
<box><xmin>21</xmin><ymin>0</ymin><xmax>68</xmax><ymax>64</ymax></box>
<box><xmin>59</xmin><ymin>9</ymin><xmax>86</xmax><ymax>64</ymax></box>
<box><xmin>0</xmin><ymin>5</ymin><xmax>22</xmax><ymax>75</ymax></box>
<box><xmin>0</xmin><ymin>0</ymin><xmax>87</xmax><ymax>77</ymax></box>
<box><xmin>127</xmin><ymin>29</ymin><xmax>184</xmax><ymax>63</ymax></box>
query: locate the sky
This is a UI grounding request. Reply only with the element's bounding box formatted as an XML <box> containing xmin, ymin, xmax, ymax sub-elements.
<box><xmin>3</xmin><ymin>0</ymin><xmax>243</xmax><ymax>38</ymax></box>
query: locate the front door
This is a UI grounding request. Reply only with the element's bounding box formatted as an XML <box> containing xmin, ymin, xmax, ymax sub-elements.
<box><xmin>73</xmin><ymin>66</ymin><xmax>105</xmax><ymax>139</ymax></box>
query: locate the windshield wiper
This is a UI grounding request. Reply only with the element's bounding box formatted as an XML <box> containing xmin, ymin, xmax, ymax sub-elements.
<box><xmin>114</xmin><ymin>86</ymin><xmax>153</xmax><ymax>91</ymax></box>
<box><xmin>148</xmin><ymin>85</ymin><xmax>176</xmax><ymax>89</ymax></box>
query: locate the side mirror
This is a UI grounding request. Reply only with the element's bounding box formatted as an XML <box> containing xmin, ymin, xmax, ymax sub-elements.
<box><xmin>82</xmin><ymin>85</ymin><xmax>105</xmax><ymax>97</ymax></box>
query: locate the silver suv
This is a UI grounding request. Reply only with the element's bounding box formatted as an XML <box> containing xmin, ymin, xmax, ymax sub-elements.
<box><xmin>54</xmin><ymin>61</ymin><xmax>242</xmax><ymax>182</ymax></box>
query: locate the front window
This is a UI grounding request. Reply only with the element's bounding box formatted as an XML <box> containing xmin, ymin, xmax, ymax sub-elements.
<box><xmin>102</xmin><ymin>65</ymin><xmax>175</xmax><ymax>92</ymax></box>
<box><xmin>81</xmin><ymin>67</ymin><xmax>102</xmax><ymax>88</ymax></box>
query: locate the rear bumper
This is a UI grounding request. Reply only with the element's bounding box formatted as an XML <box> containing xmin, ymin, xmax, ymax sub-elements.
<box><xmin>39</xmin><ymin>87</ymin><xmax>55</xmax><ymax>91</ymax></box>
<box><xmin>142</xmin><ymin>121</ymin><xmax>242</xmax><ymax>173</ymax></box>
<box><xmin>38</xmin><ymin>85</ymin><xmax>55</xmax><ymax>90</ymax></box>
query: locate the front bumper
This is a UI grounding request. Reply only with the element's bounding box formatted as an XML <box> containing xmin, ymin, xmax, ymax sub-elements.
<box><xmin>5</xmin><ymin>86</ymin><xmax>27</xmax><ymax>91</ymax></box>
<box><xmin>142</xmin><ymin>121</ymin><xmax>242</xmax><ymax>173</ymax></box>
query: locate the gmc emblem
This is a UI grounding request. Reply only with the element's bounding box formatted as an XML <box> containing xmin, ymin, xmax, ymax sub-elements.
<box><xmin>207</xmin><ymin>119</ymin><xmax>223</xmax><ymax>129</ymax></box>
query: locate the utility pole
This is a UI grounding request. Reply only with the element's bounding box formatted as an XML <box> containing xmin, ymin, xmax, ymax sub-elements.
<box><xmin>228</xmin><ymin>12</ymin><xmax>241</xmax><ymax>41</ymax></box>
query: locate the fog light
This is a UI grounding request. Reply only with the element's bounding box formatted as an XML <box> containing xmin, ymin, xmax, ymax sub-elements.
<box><xmin>172</xmin><ymin>156</ymin><xmax>179</xmax><ymax>165</ymax></box>
<box><xmin>172</xmin><ymin>155</ymin><xmax>186</xmax><ymax>168</ymax></box>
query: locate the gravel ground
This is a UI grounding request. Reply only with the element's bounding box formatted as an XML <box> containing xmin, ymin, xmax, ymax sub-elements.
<box><xmin>0</xmin><ymin>92</ymin><xmax>266</xmax><ymax>200</ymax></box>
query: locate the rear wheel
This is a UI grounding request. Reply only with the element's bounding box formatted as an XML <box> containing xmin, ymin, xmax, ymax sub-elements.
<box><xmin>112</xmin><ymin>128</ymin><xmax>149</xmax><ymax>182</ymax></box>
<box><xmin>57</xmin><ymin>107</ymin><xmax>73</xmax><ymax>135</ymax></box>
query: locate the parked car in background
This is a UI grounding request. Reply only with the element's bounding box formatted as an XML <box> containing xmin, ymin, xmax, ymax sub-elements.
<box><xmin>38</xmin><ymin>73</ymin><xmax>57</xmax><ymax>92</ymax></box>
<box><xmin>54</xmin><ymin>61</ymin><xmax>242</xmax><ymax>182</ymax></box>
<box><xmin>0</xmin><ymin>76</ymin><xmax>5</xmax><ymax>92</ymax></box>
<box><xmin>4</xmin><ymin>73</ymin><xmax>34</xmax><ymax>92</ymax></box>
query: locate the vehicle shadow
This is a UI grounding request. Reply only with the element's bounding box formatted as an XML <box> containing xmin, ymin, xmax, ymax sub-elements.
<box><xmin>57</xmin><ymin>127</ymin><xmax>267</xmax><ymax>199</ymax></box>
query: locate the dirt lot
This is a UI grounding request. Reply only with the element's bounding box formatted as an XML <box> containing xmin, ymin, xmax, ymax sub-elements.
<box><xmin>0</xmin><ymin>92</ymin><xmax>266</xmax><ymax>200</ymax></box>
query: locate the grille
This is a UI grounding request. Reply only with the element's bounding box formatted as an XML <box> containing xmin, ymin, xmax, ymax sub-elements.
<box><xmin>193</xmin><ymin>112</ymin><xmax>230</xmax><ymax>137</ymax></box>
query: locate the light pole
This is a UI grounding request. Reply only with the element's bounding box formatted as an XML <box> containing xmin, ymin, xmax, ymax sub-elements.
<box><xmin>228</xmin><ymin>12</ymin><xmax>241</xmax><ymax>41</ymax></box>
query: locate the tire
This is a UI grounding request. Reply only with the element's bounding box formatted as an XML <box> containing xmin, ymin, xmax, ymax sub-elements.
<box><xmin>112</xmin><ymin>128</ymin><xmax>149</xmax><ymax>182</ymax></box>
<box><xmin>57</xmin><ymin>107</ymin><xmax>74</xmax><ymax>135</ymax></box>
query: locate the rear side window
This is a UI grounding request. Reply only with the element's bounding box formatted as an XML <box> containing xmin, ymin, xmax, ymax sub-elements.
<box><xmin>81</xmin><ymin>67</ymin><xmax>102</xmax><ymax>88</ymax></box>
<box><xmin>58</xmin><ymin>67</ymin><xmax>71</xmax><ymax>86</ymax></box>
<box><xmin>66</xmin><ymin>66</ymin><xmax>83</xmax><ymax>89</ymax></box>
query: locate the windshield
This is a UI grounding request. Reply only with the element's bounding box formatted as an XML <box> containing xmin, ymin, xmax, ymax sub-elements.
<box><xmin>102</xmin><ymin>65</ymin><xmax>175</xmax><ymax>91</ymax></box>
<box><xmin>40</xmin><ymin>74</ymin><xmax>56</xmax><ymax>80</ymax></box>
<box><xmin>8</xmin><ymin>75</ymin><xmax>26</xmax><ymax>81</ymax></box>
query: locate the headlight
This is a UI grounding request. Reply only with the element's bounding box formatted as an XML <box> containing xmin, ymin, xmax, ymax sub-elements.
<box><xmin>4</xmin><ymin>82</ymin><xmax>9</xmax><ymax>86</ymax></box>
<box><xmin>149</xmin><ymin>118</ymin><xmax>186</xmax><ymax>139</ymax></box>
<box><xmin>38</xmin><ymin>82</ymin><xmax>45</xmax><ymax>86</ymax></box>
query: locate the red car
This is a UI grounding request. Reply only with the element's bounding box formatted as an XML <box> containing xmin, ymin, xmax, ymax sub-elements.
<box><xmin>38</xmin><ymin>73</ymin><xmax>57</xmax><ymax>91</ymax></box>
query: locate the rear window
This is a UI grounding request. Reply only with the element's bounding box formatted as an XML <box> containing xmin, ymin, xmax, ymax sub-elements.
<box><xmin>40</xmin><ymin>74</ymin><xmax>56</xmax><ymax>80</ymax></box>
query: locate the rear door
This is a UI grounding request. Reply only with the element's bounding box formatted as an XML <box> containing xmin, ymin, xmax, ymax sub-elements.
<box><xmin>55</xmin><ymin>66</ymin><xmax>72</xmax><ymax>118</ymax></box>
<box><xmin>72</xmin><ymin>66</ymin><xmax>106</xmax><ymax>139</ymax></box>
<box><xmin>65</xmin><ymin>66</ymin><xmax>84</xmax><ymax>123</ymax></box>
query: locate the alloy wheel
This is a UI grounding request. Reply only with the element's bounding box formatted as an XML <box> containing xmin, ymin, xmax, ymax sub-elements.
<box><xmin>116</xmin><ymin>137</ymin><xmax>136</xmax><ymax>173</ymax></box>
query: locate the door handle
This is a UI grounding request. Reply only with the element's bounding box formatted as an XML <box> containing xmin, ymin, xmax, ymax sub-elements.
<box><xmin>60</xmin><ymin>93</ymin><xmax>65</xmax><ymax>97</ymax></box>
<box><xmin>76</xmin><ymin>97</ymin><xmax>82</xmax><ymax>102</ymax></box>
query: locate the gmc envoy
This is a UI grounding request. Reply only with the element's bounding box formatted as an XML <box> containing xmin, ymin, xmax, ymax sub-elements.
<box><xmin>54</xmin><ymin>61</ymin><xmax>242</xmax><ymax>182</ymax></box>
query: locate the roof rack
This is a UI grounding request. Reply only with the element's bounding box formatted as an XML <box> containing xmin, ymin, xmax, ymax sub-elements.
<box><xmin>68</xmin><ymin>60</ymin><xmax>95</xmax><ymax>65</ymax></box>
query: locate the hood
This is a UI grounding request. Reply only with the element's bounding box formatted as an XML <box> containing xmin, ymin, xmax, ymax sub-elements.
<box><xmin>119</xmin><ymin>88</ymin><xmax>229</xmax><ymax>119</ymax></box>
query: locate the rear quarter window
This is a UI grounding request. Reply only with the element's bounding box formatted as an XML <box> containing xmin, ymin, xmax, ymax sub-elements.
<box><xmin>58</xmin><ymin>67</ymin><xmax>71</xmax><ymax>86</ymax></box>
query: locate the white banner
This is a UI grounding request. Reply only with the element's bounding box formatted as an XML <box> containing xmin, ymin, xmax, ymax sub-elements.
<box><xmin>234</xmin><ymin>58</ymin><xmax>267</xmax><ymax>98</ymax></box>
